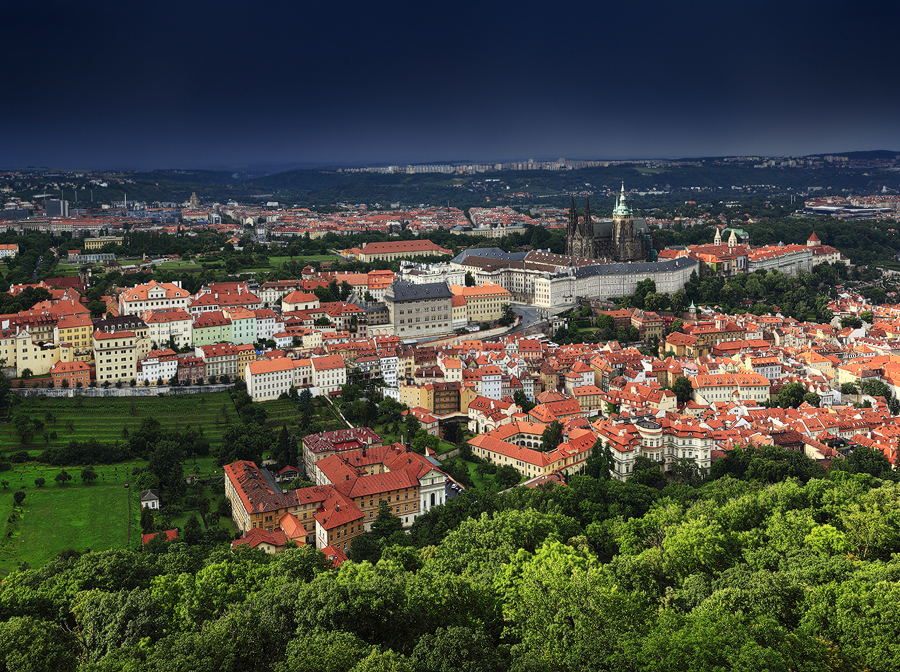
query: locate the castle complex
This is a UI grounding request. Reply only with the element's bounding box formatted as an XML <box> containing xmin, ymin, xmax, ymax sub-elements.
<box><xmin>566</xmin><ymin>183</ymin><xmax>649</xmax><ymax>262</ymax></box>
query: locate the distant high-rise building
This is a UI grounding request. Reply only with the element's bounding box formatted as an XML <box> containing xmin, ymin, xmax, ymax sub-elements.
<box><xmin>46</xmin><ymin>199</ymin><xmax>69</xmax><ymax>217</ymax></box>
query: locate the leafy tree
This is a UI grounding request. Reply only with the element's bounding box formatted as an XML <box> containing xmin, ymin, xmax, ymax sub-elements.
<box><xmin>803</xmin><ymin>392</ymin><xmax>821</xmax><ymax>407</ymax></box>
<box><xmin>498</xmin><ymin>304</ymin><xmax>516</xmax><ymax>327</ymax></box>
<box><xmin>411</xmin><ymin>430</ymin><xmax>439</xmax><ymax>455</ymax></box>
<box><xmin>147</xmin><ymin>440</ymin><xmax>186</xmax><ymax>498</ymax></box>
<box><xmin>671</xmin><ymin>376</ymin><xmax>694</xmax><ymax>404</ymax></box>
<box><xmin>513</xmin><ymin>389</ymin><xmax>534</xmax><ymax>414</ymax></box>
<box><xmin>668</xmin><ymin>457</ymin><xmax>705</xmax><ymax>486</ymax></box>
<box><xmin>217</xmin><ymin>422</ymin><xmax>274</xmax><ymax>466</ymax></box>
<box><xmin>283</xmin><ymin>476</ymin><xmax>316</xmax><ymax>491</ymax></box>
<box><xmin>464</xmin><ymin>271</ymin><xmax>475</xmax><ymax>287</ymax></box>
<box><xmin>55</xmin><ymin>469</ymin><xmax>72</xmax><ymax>486</ymax></box>
<box><xmin>540</xmin><ymin>420</ymin><xmax>564</xmax><ymax>452</ymax></box>
<box><xmin>840</xmin><ymin>315</ymin><xmax>862</xmax><ymax>329</ymax></box>
<box><xmin>34</xmin><ymin>476</ymin><xmax>45</xmax><ymax>488</ymax></box>
<box><xmin>280</xmin><ymin>627</ymin><xmax>372</xmax><ymax>672</ymax></box>
<box><xmin>13</xmin><ymin>490</ymin><xmax>25</xmax><ymax>505</ymax></box>
<box><xmin>495</xmin><ymin>539</ymin><xmax>648</xmax><ymax>670</ymax></box>
<box><xmin>840</xmin><ymin>382</ymin><xmax>858</xmax><ymax>396</ymax></box>
<box><xmin>409</xmin><ymin>626</ymin><xmax>506</xmax><ymax>672</ymax></box>
<box><xmin>494</xmin><ymin>464</ymin><xmax>521</xmax><ymax>489</ymax></box>
<box><xmin>831</xmin><ymin>446</ymin><xmax>897</xmax><ymax>481</ymax></box>
<box><xmin>371</xmin><ymin>500</ymin><xmax>403</xmax><ymax>540</ymax></box>
<box><xmin>0</xmin><ymin>616</ymin><xmax>78</xmax><ymax>672</ymax></box>
<box><xmin>404</xmin><ymin>413</ymin><xmax>421</xmax><ymax>440</ymax></box>
<box><xmin>81</xmin><ymin>465</ymin><xmax>98</xmax><ymax>484</ymax></box>
<box><xmin>140</xmin><ymin>504</ymin><xmax>155</xmax><ymax>534</ymax></box>
<box><xmin>182</xmin><ymin>514</ymin><xmax>203</xmax><ymax>545</ymax></box>
<box><xmin>628</xmin><ymin>456</ymin><xmax>667</xmax><ymax>489</ymax></box>
<box><xmin>583</xmin><ymin>438</ymin><xmax>614</xmax><ymax>480</ymax></box>
<box><xmin>778</xmin><ymin>382</ymin><xmax>807</xmax><ymax>408</ymax></box>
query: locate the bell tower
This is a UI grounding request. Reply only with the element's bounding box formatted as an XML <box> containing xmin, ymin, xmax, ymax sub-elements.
<box><xmin>613</xmin><ymin>182</ymin><xmax>635</xmax><ymax>260</ymax></box>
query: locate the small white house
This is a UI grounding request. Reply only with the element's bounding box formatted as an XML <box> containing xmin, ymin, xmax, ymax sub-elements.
<box><xmin>140</xmin><ymin>489</ymin><xmax>161</xmax><ymax>510</ymax></box>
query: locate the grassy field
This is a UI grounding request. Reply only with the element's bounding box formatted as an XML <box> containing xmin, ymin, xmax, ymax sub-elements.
<box><xmin>0</xmin><ymin>479</ymin><xmax>141</xmax><ymax>574</ymax></box>
<box><xmin>158</xmin><ymin>260</ymin><xmax>203</xmax><ymax>271</ymax></box>
<box><xmin>0</xmin><ymin>393</ymin><xmax>238</xmax><ymax>455</ymax></box>
<box><xmin>0</xmin><ymin>392</ymin><xmax>353</xmax><ymax>573</ymax></box>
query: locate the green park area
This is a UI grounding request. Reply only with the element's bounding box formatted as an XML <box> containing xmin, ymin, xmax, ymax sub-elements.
<box><xmin>155</xmin><ymin>252</ymin><xmax>341</xmax><ymax>275</ymax></box>
<box><xmin>0</xmin><ymin>389</ymin><xmax>358</xmax><ymax>573</ymax></box>
<box><xmin>0</xmin><ymin>392</ymin><xmax>237</xmax><ymax>454</ymax></box>
<box><xmin>0</xmin><ymin>478</ymin><xmax>139</xmax><ymax>575</ymax></box>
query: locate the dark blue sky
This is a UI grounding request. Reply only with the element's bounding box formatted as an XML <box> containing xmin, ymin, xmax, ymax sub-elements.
<box><xmin>4</xmin><ymin>0</ymin><xmax>898</xmax><ymax>170</ymax></box>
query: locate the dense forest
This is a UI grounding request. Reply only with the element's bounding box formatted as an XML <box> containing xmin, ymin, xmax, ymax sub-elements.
<box><xmin>1</xmin><ymin>444</ymin><xmax>898</xmax><ymax>672</ymax></box>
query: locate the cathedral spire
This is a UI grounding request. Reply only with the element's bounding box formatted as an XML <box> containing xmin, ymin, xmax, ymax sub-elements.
<box><xmin>568</xmin><ymin>196</ymin><xmax>578</xmax><ymax>235</ymax></box>
<box><xmin>613</xmin><ymin>182</ymin><xmax>632</xmax><ymax>217</ymax></box>
<box><xmin>582</xmin><ymin>197</ymin><xmax>593</xmax><ymax>236</ymax></box>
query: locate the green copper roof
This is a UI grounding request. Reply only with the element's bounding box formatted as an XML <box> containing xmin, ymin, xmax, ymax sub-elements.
<box><xmin>613</xmin><ymin>182</ymin><xmax>632</xmax><ymax>217</ymax></box>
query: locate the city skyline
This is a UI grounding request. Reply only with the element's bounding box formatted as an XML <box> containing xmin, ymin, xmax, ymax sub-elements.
<box><xmin>5</xmin><ymin>0</ymin><xmax>899</xmax><ymax>170</ymax></box>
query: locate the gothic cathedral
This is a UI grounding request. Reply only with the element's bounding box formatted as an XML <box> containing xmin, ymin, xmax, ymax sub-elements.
<box><xmin>566</xmin><ymin>183</ymin><xmax>648</xmax><ymax>262</ymax></box>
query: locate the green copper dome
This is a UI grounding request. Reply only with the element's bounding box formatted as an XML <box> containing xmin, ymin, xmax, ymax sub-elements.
<box><xmin>613</xmin><ymin>182</ymin><xmax>632</xmax><ymax>217</ymax></box>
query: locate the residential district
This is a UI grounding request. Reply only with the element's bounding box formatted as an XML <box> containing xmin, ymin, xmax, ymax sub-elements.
<box><xmin>2</xmin><ymin>186</ymin><xmax>899</xmax><ymax>561</ymax></box>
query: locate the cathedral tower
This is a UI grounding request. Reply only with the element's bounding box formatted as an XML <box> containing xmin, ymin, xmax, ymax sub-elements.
<box><xmin>613</xmin><ymin>182</ymin><xmax>636</xmax><ymax>260</ymax></box>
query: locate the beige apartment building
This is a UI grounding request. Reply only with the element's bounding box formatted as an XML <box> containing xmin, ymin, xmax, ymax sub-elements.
<box><xmin>93</xmin><ymin>330</ymin><xmax>138</xmax><ymax>384</ymax></box>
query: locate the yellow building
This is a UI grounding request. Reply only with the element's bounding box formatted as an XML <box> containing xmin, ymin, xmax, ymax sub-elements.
<box><xmin>449</xmin><ymin>283</ymin><xmax>511</xmax><ymax>323</ymax></box>
<box><xmin>797</xmin><ymin>351</ymin><xmax>835</xmax><ymax>380</ymax></box>
<box><xmin>399</xmin><ymin>383</ymin><xmax>434</xmax><ymax>413</ymax></box>
<box><xmin>236</xmin><ymin>344</ymin><xmax>257</xmax><ymax>380</ymax></box>
<box><xmin>356</xmin><ymin>240</ymin><xmax>451</xmax><ymax>263</ymax></box>
<box><xmin>55</xmin><ymin>314</ymin><xmax>95</xmax><ymax>361</ymax></box>
<box><xmin>93</xmin><ymin>329</ymin><xmax>138</xmax><ymax>384</ymax></box>
<box><xmin>15</xmin><ymin>329</ymin><xmax>70</xmax><ymax>377</ymax></box>
<box><xmin>83</xmin><ymin>236</ymin><xmax>123</xmax><ymax>250</ymax></box>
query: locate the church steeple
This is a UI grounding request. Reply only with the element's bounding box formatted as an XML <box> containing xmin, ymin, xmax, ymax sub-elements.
<box><xmin>567</xmin><ymin>196</ymin><xmax>578</xmax><ymax>236</ymax></box>
<box><xmin>581</xmin><ymin>197</ymin><xmax>593</xmax><ymax>236</ymax></box>
<box><xmin>613</xmin><ymin>182</ymin><xmax>632</xmax><ymax>217</ymax></box>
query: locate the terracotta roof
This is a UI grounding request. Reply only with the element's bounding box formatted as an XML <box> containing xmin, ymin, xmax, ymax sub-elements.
<box><xmin>142</xmin><ymin>529</ymin><xmax>178</xmax><ymax>545</ymax></box>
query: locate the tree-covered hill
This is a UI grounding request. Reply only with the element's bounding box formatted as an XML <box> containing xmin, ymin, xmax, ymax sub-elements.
<box><xmin>1</xmin><ymin>448</ymin><xmax>898</xmax><ymax>671</ymax></box>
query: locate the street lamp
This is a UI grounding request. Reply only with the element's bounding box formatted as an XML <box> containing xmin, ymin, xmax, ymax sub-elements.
<box><xmin>124</xmin><ymin>483</ymin><xmax>131</xmax><ymax>549</ymax></box>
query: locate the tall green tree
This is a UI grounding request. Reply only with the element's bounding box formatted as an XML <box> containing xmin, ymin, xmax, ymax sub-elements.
<box><xmin>540</xmin><ymin>420</ymin><xmax>564</xmax><ymax>453</ymax></box>
<box><xmin>671</xmin><ymin>376</ymin><xmax>694</xmax><ymax>404</ymax></box>
<box><xmin>583</xmin><ymin>438</ymin><xmax>614</xmax><ymax>480</ymax></box>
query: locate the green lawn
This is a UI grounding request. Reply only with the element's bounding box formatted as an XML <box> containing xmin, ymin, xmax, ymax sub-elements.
<box><xmin>0</xmin><ymin>393</ymin><xmax>238</xmax><ymax>454</ymax></box>
<box><xmin>158</xmin><ymin>260</ymin><xmax>203</xmax><ymax>271</ymax></box>
<box><xmin>436</xmin><ymin>440</ymin><xmax>457</xmax><ymax>455</ymax></box>
<box><xmin>52</xmin><ymin>263</ymin><xmax>82</xmax><ymax>277</ymax></box>
<box><xmin>0</xmin><ymin>480</ymin><xmax>141</xmax><ymax>574</ymax></box>
<box><xmin>461</xmin><ymin>458</ymin><xmax>496</xmax><ymax>490</ymax></box>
